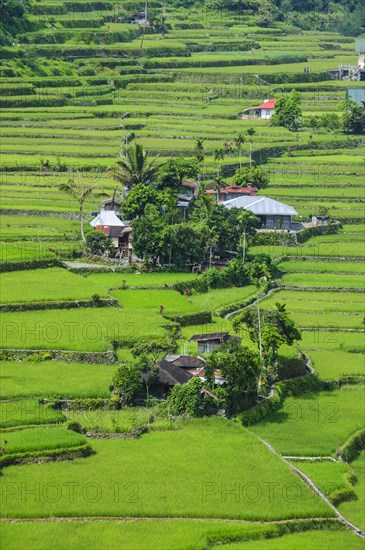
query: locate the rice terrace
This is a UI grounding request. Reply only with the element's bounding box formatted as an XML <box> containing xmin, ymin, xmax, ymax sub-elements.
<box><xmin>0</xmin><ymin>0</ymin><xmax>364</xmax><ymax>548</ymax></box>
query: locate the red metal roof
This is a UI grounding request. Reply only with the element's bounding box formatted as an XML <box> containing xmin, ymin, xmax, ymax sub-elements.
<box><xmin>256</xmin><ymin>98</ymin><xmax>276</xmax><ymax>110</ymax></box>
<box><xmin>206</xmin><ymin>185</ymin><xmax>257</xmax><ymax>196</ymax></box>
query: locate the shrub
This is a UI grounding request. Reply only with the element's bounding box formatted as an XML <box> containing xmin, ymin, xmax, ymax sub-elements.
<box><xmin>238</xmin><ymin>392</ymin><xmax>283</xmax><ymax>426</ymax></box>
<box><xmin>112</xmin><ymin>364</ymin><xmax>143</xmax><ymax>407</ymax></box>
<box><xmin>336</xmin><ymin>428</ymin><xmax>365</xmax><ymax>462</ymax></box>
<box><xmin>67</xmin><ymin>422</ymin><xmax>85</xmax><ymax>434</ymax></box>
<box><xmin>277</xmin><ymin>375</ymin><xmax>323</xmax><ymax>398</ymax></box>
<box><xmin>277</xmin><ymin>357</ymin><xmax>307</xmax><ymax>381</ymax></box>
<box><xmin>328</xmin><ymin>487</ymin><xmax>357</xmax><ymax>506</ymax></box>
<box><xmin>166</xmin><ymin>377</ymin><xmax>205</xmax><ymax>417</ymax></box>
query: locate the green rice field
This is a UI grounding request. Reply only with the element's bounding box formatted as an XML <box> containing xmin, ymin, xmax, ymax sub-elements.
<box><xmin>0</xmin><ymin>0</ymin><xmax>364</xmax><ymax>547</ymax></box>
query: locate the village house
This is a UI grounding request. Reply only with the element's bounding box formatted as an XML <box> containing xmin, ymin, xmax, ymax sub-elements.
<box><xmin>223</xmin><ymin>195</ymin><xmax>297</xmax><ymax>230</ymax></box>
<box><xmin>242</xmin><ymin>98</ymin><xmax>277</xmax><ymax>119</ymax></box>
<box><xmin>90</xmin><ymin>210</ymin><xmax>132</xmax><ymax>253</ymax></box>
<box><xmin>189</xmin><ymin>332</ymin><xmax>241</xmax><ymax>354</ymax></box>
<box><xmin>163</xmin><ymin>355</ymin><xmax>226</xmax><ymax>387</ymax></box>
<box><xmin>176</xmin><ymin>180</ymin><xmax>198</xmax><ymax>218</ymax></box>
<box><xmin>330</xmin><ymin>36</ymin><xmax>365</xmax><ymax>81</ymax></box>
<box><xmin>126</xmin><ymin>10</ymin><xmax>150</xmax><ymax>25</ymax></box>
<box><xmin>142</xmin><ymin>359</ymin><xmax>193</xmax><ymax>398</ymax></box>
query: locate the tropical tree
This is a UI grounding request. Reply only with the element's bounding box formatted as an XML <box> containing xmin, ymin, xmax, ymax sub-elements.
<box><xmin>213</xmin><ymin>147</ymin><xmax>226</xmax><ymax>180</ymax></box>
<box><xmin>271</xmin><ymin>90</ymin><xmax>303</xmax><ymax>132</ymax></box>
<box><xmin>108</xmin><ymin>143</ymin><xmax>160</xmax><ymax>190</ymax></box>
<box><xmin>194</xmin><ymin>138</ymin><xmax>205</xmax><ymax>177</ymax></box>
<box><xmin>233</xmin><ymin>165</ymin><xmax>269</xmax><ymax>189</ymax></box>
<box><xmin>237</xmin><ymin>210</ymin><xmax>260</xmax><ymax>263</ymax></box>
<box><xmin>58</xmin><ymin>171</ymin><xmax>107</xmax><ymax>242</ymax></box>
<box><xmin>137</xmin><ymin>354</ymin><xmax>160</xmax><ymax>403</ymax></box>
<box><xmin>341</xmin><ymin>99</ymin><xmax>365</xmax><ymax>134</ymax></box>
<box><xmin>121</xmin><ymin>183</ymin><xmax>172</xmax><ymax>219</ymax></box>
<box><xmin>250</xmin><ymin>262</ymin><xmax>271</xmax><ymax>287</ymax></box>
<box><xmin>166</xmin><ymin>223</ymin><xmax>205</xmax><ymax>268</ymax></box>
<box><xmin>85</xmin><ymin>230</ymin><xmax>114</xmax><ymax>255</ymax></box>
<box><xmin>112</xmin><ymin>364</ymin><xmax>142</xmax><ymax>407</ymax></box>
<box><xmin>157</xmin><ymin>158</ymin><xmax>198</xmax><ymax>192</ymax></box>
<box><xmin>205</xmin><ymin>225</ymin><xmax>219</xmax><ymax>268</ymax></box>
<box><xmin>234</xmin><ymin>133</ymin><xmax>245</xmax><ymax>168</ymax></box>
<box><xmin>233</xmin><ymin>303</ymin><xmax>301</xmax><ymax>381</ymax></box>
<box><xmin>208</xmin><ymin>339</ymin><xmax>260</xmax><ymax>415</ymax></box>
<box><xmin>246</xmin><ymin>127</ymin><xmax>256</xmax><ymax>167</ymax></box>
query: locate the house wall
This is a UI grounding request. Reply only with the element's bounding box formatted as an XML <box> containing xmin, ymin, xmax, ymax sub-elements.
<box><xmin>261</xmin><ymin>109</ymin><xmax>274</xmax><ymax>119</ymax></box>
<box><xmin>359</xmin><ymin>52</ymin><xmax>365</xmax><ymax>69</ymax></box>
<box><xmin>198</xmin><ymin>341</ymin><xmax>221</xmax><ymax>354</ymax></box>
<box><xmin>262</xmin><ymin>215</ymin><xmax>291</xmax><ymax>229</ymax></box>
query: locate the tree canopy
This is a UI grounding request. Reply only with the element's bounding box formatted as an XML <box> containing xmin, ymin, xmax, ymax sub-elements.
<box><xmin>270</xmin><ymin>90</ymin><xmax>303</xmax><ymax>132</ymax></box>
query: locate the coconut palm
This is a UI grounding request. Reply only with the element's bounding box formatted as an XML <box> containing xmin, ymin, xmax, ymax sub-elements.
<box><xmin>234</xmin><ymin>132</ymin><xmax>245</xmax><ymax>169</ymax></box>
<box><xmin>237</xmin><ymin>210</ymin><xmax>259</xmax><ymax>263</ymax></box>
<box><xmin>108</xmin><ymin>143</ymin><xmax>160</xmax><ymax>190</ymax></box>
<box><xmin>247</xmin><ymin>127</ymin><xmax>256</xmax><ymax>167</ymax></box>
<box><xmin>58</xmin><ymin>171</ymin><xmax>107</xmax><ymax>242</ymax></box>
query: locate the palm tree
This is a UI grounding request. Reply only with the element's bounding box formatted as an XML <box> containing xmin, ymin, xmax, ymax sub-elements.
<box><xmin>234</xmin><ymin>133</ymin><xmax>245</xmax><ymax>168</ymax></box>
<box><xmin>108</xmin><ymin>143</ymin><xmax>160</xmax><ymax>191</ymax></box>
<box><xmin>246</xmin><ymin>127</ymin><xmax>256</xmax><ymax>167</ymax></box>
<box><xmin>194</xmin><ymin>138</ymin><xmax>205</xmax><ymax>180</ymax></box>
<box><xmin>206</xmin><ymin>225</ymin><xmax>219</xmax><ymax>268</ymax></box>
<box><xmin>58</xmin><ymin>171</ymin><xmax>107</xmax><ymax>242</ymax></box>
<box><xmin>237</xmin><ymin>210</ymin><xmax>258</xmax><ymax>263</ymax></box>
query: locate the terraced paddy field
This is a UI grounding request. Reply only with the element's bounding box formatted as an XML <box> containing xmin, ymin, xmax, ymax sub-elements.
<box><xmin>0</xmin><ymin>361</ymin><xmax>114</xmax><ymax>399</ymax></box>
<box><xmin>0</xmin><ymin>1</ymin><xmax>364</xmax><ymax>548</ymax></box>
<box><xmin>249</xmin><ymin>385</ymin><xmax>365</xmax><ymax>457</ymax></box>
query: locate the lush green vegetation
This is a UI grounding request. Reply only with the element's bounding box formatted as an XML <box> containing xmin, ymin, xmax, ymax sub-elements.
<box><xmin>0</xmin><ymin>426</ymin><xmax>86</xmax><ymax>455</ymax></box>
<box><xmin>0</xmin><ymin>267</ymin><xmax>108</xmax><ymax>303</ymax></box>
<box><xmin>294</xmin><ymin>451</ymin><xmax>365</xmax><ymax>530</ymax></box>
<box><xmin>249</xmin><ymin>386</ymin><xmax>365</xmax><ymax>456</ymax></box>
<box><xmin>0</xmin><ymin>361</ymin><xmax>113</xmax><ymax>398</ymax></box>
<box><xmin>309</xmin><ymin>350</ymin><xmax>364</xmax><ymax>379</ymax></box>
<box><xmin>0</xmin><ymin>399</ymin><xmax>65</xmax><ymax>428</ymax></box>
<box><xmin>64</xmin><ymin>406</ymin><xmax>173</xmax><ymax>434</ymax></box>
<box><xmin>0</xmin><ymin>418</ymin><xmax>332</xmax><ymax>519</ymax></box>
<box><xmin>3</xmin><ymin>521</ymin><xmax>354</xmax><ymax>550</ymax></box>
<box><xmin>86</xmin><ymin>271</ymin><xmax>198</xmax><ymax>288</ymax></box>
<box><xmin>0</xmin><ymin>0</ymin><xmax>364</xmax><ymax>546</ymax></box>
<box><xmin>221</xmin><ymin>530</ymin><xmax>365</xmax><ymax>549</ymax></box>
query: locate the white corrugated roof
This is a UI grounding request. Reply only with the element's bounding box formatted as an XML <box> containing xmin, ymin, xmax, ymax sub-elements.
<box><xmin>90</xmin><ymin>210</ymin><xmax>126</xmax><ymax>227</ymax></box>
<box><xmin>223</xmin><ymin>196</ymin><xmax>297</xmax><ymax>216</ymax></box>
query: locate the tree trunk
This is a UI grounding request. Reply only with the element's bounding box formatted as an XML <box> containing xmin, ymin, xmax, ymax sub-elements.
<box><xmin>80</xmin><ymin>202</ymin><xmax>85</xmax><ymax>243</ymax></box>
<box><xmin>168</xmin><ymin>241</ymin><xmax>172</xmax><ymax>267</ymax></box>
<box><xmin>145</xmin><ymin>382</ymin><xmax>149</xmax><ymax>404</ymax></box>
<box><xmin>242</xmin><ymin>229</ymin><xmax>246</xmax><ymax>263</ymax></box>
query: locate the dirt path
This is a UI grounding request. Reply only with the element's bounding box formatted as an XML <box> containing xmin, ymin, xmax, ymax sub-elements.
<box><xmin>224</xmin><ymin>287</ymin><xmax>280</xmax><ymax>320</ymax></box>
<box><xmin>0</xmin><ymin>516</ymin><xmax>340</xmax><ymax>524</ymax></box>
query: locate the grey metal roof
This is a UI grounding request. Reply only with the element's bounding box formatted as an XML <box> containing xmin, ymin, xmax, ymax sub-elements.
<box><xmin>90</xmin><ymin>210</ymin><xmax>126</xmax><ymax>227</ymax></box>
<box><xmin>223</xmin><ymin>196</ymin><xmax>297</xmax><ymax>216</ymax></box>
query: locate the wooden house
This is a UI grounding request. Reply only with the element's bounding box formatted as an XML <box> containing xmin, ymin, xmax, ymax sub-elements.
<box><xmin>143</xmin><ymin>359</ymin><xmax>193</xmax><ymax>398</ymax></box>
<box><xmin>189</xmin><ymin>332</ymin><xmax>241</xmax><ymax>354</ymax></box>
<box><xmin>90</xmin><ymin>210</ymin><xmax>132</xmax><ymax>252</ymax></box>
